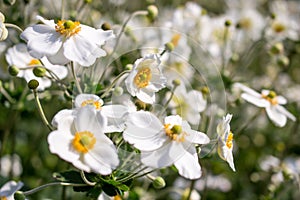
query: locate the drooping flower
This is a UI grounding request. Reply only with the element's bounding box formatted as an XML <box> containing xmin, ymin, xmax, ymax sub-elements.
<box><xmin>20</xmin><ymin>16</ymin><xmax>115</xmax><ymax>67</ymax></box>
<box><xmin>124</xmin><ymin>111</ymin><xmax>210</xmax><ymax>179</ymax></box>
<box><xmin>234</xmin><ymin>83</ymin><xmax>296</xmax><ymax>127</ymax></box>
<box><xmin>0</xmin><ymin>181</ymin><xmax>24</xmax><ymax>200</ymax></box>
<box><xmin>125</xmin><ymin>54</ymin><xmax>167</xmax><ymax>104</ymax></box>
<box><xmin>5</xmin><ymin>43</ymin><xmax>68</xmax><ymax>91</ymax></box>
<box><xmin>48</xmin><ymin>106</ymin><xmax>119</xmax><ymax>175</ymax></box>
<box><xmin>217</xmin><ymin>114</ymin><xmax>236</xmax><ymax>172</ymax></box>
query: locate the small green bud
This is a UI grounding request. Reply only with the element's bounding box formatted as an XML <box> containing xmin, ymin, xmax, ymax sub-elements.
<box><xmin>8</xmin><ymin>65</ymin><xmax>19</xmax><ymax>76</ymax></box>
<box><xmin>230</xmin><ymin>53</ymin><xmax>239</xmax><ymax>63</ymax></box>
<box><xmin>267</xmin><ymin>90</ymin><xmax>277</xmax><ymax>98</ymax></box>
<box><xmin>172</xmin><ymin>79</ymin><xmax>181</xmax><ymax>86</ymax></box>
<box><xmin>84</xmin><ymin>0</ymin><xmax>92</xmax><ymax>3</ymax></box>
<box><xmin>271</xmin><ymin>13</ymin><xmax>276</xmax><ymax>20</ymax></box>
<box><xmin>147</xmin><ymin>5</ymin><xmax>158</xmax><ymax>21</ymax></box>
<box><xmin>3</xmin><ymin>0</ymin><xmax>16</xmax><ymax>5</ymax></box>
<box><xmin>224</xmin><ymin>20</ymin><xmax>232</xmax><ymax>27</ymax></box>
<box><xmin>101</xmin><ymin>22</ymin><xmax>111</xmax><ymax>30</ymax></box>
<box><xmin>164</xmin><ymin>42</ymin><xmax>174</xmax><ymax>52</ymax></box>
<box><xmin>63</xmin><ymin>20</ymin><xmax>74</xmax><ymax>29</ymax></box>
<box><xmin>113</xmin><ymin>86</ymin><xmax>123</xmax><ymax>96</ymax></box>
<box><xmin>125</xmin><ymin>64</ymin><xmax>133</xmax><ymax>71</ymax></box>
<box><xmin>270</xmin><ymin>42</ymin><xmax>284</xmax><ymax>55</ymax></box>
<box><xmin>14</xmin><ymin>191</ymin><xmax>26</xmax><ymax>200</ymax></box>
<box><xmin>33</xmin><ymin>67</ymin><xmax>47</xmax><ymax>77</ymax></box>
<box><xmin>201</xmin><ymin>86</ymin><xmax>210</xmax><ymax>95</ymax></box>
<box><xmin>152</xmin><ymin>176</ymin><xmax>166</xmax><ymax>189</ymax></box>
<box><xmin>277</xmin><ymin>55</ymin><xmax>289</xmax><ymax>67</ymax></box>
<box><xmin>28</xmin><ymin>79</ymin><xmax>39</xmax><ymax>90</ymax></box>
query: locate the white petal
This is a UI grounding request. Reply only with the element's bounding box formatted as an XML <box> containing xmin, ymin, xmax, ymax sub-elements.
<box><xmin>101</xmin><ymin>105</ymin><xmax>128</xmax><ymax>118</ymax></box>
<box><xmin>5</xmin><ymin>43</ymin><xmax>32</xmax><ymax>68</ymax></box>
<box><xmin>136</xmin><ymin>88</ymin><xmax>155</xmax><ymax>104</ymax></box>
<box><xmin>74</xmin><ymin>94</ymin><xmax>103</xmax><ymax>108</ymax></box>
<box><xmin>266</xmin><ymin>106</ymin><xmax>287</xmax><ymax>127</ymax></box>
<box><xmin>217</xmin><ymin>142</ymin><xmax>236</xmax><ymax>171</ymax></box>
<box><xmin>41</xmin><ymin>57</ymin><xmax>68</xmax><ymax>79</ymax></box>
<box><xmin>51</xmin><ymin>109</ymin><xmax>75</xmax><ymax>130</ymax></box>
<box><xmin>187</xmin><ymin>90</ymin><xmax>207</xmax><ymax>112</ymax></box>
<box><xmin>174</xmin><ymin>151</ymin><xmax>202</xmax><ymax>179</ymax></box>
<box><xmin>277</xmin><ymin>96</ymin><xmax>287</xmax><ymax>105</ymax></box>
<box><xmin>241</xmin><ymin>93</ymin><xmax>269</xmax><ymax>107</ymax></box>
<box><xmin>276</xmin><ymin>105</ymin><xmax>296</xmax><ymax>121</ymax></box>
<box><xmin>0</xmin><ymin>181</ymin><xmax>23</xmax><ymax>197</ymax></box>
<box><xmin>47</xmin><ymin>46</ymin><xmax>70</xmax><ymax>65</ymax></box>
<box><xmin>79</xmin><ymin>26</ymin><xmax>115</xmax><ymax>46</ymax></box>
<box><xmin>234</xmin><ymin>83</ymin><xmax>262</xmax><ymax>98</ymax></box>
<box><xmin>185</xmin><ymin>128</ymin><xmax>210</xmax><ymax>144</ymax></box>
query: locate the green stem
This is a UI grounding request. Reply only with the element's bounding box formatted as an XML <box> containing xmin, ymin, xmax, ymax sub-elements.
<box><xmin>185</xmin><ymin>180</ymin><xmax>196</xmax><ymax>200</ymax></box>
<box><xmin>117</xmin><ymin>166</ymin><xmax>149</xmax><ymax>182</ymax></box>
<box><xmin>33</xmin><ymin>89</ymin><xmax>54</xmax><ymax>131</ymax></box>
<box><xmin>22</xmin><ymin>182</ymin><xmax>89</xmax><ymax>196</ymax></box>
<box><xmin>4</xmin><ymin>23</ymin><xmax>23</xmax><ymax>32</ymax></box>
<box><xmin>0</xmin><ymin>84</ymin><xmax>16</xmax><ymax>104</ymax></box>
<box><xmin>70</xmin><ymin>62</ymin><xmax>83</xmax><ymax>94</ymax></box>
<box><xmin>80</xmin><ymin>170</ymin><xmax>96</xmax><ymax>186</ymax></box>
<box><xmin>100</xmin><ymin>70</ymin><xmax>130</xmax><ymax>98</ymax></box>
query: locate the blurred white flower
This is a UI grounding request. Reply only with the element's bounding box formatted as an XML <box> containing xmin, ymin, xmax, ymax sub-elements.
<box><xmin>169</xmin><ymin>85</ymin><xmax>206</xmax><ymax>125</ymax></box>
<box><xmin>0</xmin><ymin>181</ymin><xmax>23</xmax><ymax>200</ymax></box>
<box><xmin>21</xmin><ymin>16</ymin><xmax>115</xmax><ymax>67</ymax></box>
<box><xmin>5</xmin><ymin>43</ymin><xmax>68</xmax><ymax>91</ymax></box>
<box><xmin>0</xmin><ymin>154</ymin><xmax>23</xmax><ymax>177</ymax></box>
<box><xmin>125</xmin><ymin>54</ymin><xmax>167</xmax><ymax>104</ymax></box>
<box><xmin>259</xmin><ymin>155</ymin><xmax>280</xmax><ymax>171</ymax></box>
<box><xmin>234</xmin><ymin>83</ymin><xmax>296</xmax><ymax>127</ymax></box>
<box><xmin>217</xmin><ymin>114</ymin><xmax>236</xmax><ymax>172</ymax></box>
<box><xmin>48</xmin><ymin>106</ymin><xmax>119</xmax><ymax>175</ymax></box>
<box><xmin>124</xmin><ymin>111</ymin><xmax>210</xmax><ymax>179</ymax></box>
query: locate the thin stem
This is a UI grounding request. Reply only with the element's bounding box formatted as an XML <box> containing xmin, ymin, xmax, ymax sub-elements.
<box><xmin>22</xmin><ymin>182</ymin><xmax>89</xmax><ymax>196</ymax></box>
<box><xmin>80</xmin><ymin>170</ymin><xmax>96</xmax><ymax>186</ymax></box>
<box><xmin>185</xmin><ymin>180</ymin><xmax>196</xmax><ymax>200</ymax></box>
<box><xmin>70</xmin><ymin>62</ymin><xmax>83</xmax><ymax>94</ymax></box>
<box><xmin>100</xmin><ymin>70</ymin><xmax>130</xmax><ymax>98</ymax></box>
<box><xmin>0</xmin><ymin>85</ymin><xmax>16</xmax><ymax>104</ymax></box>
<box><xmin>117</xmin><ymin>166</ymin><xmax>149</xmax><ymax>182</ymax></box>
<box><xmin>4</xmin><ymin>23</ymin><xmax>23</xmax><ymax>32</ymax></box>
<box><xmin>33</xmin><ymin>89</ymin><xmax>54</xmax><ymax>131</ymax></box>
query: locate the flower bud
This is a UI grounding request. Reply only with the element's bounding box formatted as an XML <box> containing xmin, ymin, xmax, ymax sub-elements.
<box><xmin>164</xmin><ymin>42</ymin><xmax>174</xmax><ymax>52</ymax></box>
<box><xmin>270</xmin><ymin>42</ymin><xmax>284</xmax><ymax>55</ymax></box>
<box><xmin>172</xmin><ymin>79</ymin><xmax>181</xmax><ymax>86</ymax></box>
<box><xmin>113</xmin><ymin>86</ymin><xmax>123</xmax><ymax>96</ymax></box>
<box><xmin>14</xmin><ymin>191</ymin><xmax>26</xmax><ymax>200</ymax></box>
<box><xmin>277</xmin><ymin>55</ymin><xmax>289</xmax><ymax>67</ymax></box>
<box><xmin>201</xmin><ymin>86</ymin><xmax>210</xmax><ymax>95</ymax></box>
<box><xmin>8</xmin><ymin>65</ymin><xmax>19</xmax><ymax>76</ymax></box>
<box><xmin>101</xmin><ymin>22</ymin><xmax>111</xmax><ymax>30</ymax></box>
<box><xmin>33</xmin><ymin>67</ymin><xmax>47</xmax><ymax>77</ymax></box>
<box><xmin>84</xmin><ymin>0</ymin><xmax>92</xmax><ymax>3</ymax></box>
<box><xmin>147</xmin><ymin>5</ymin><xmax>158</xmax><ymax>21</ymax></box>
<box><xmin>125</xmin><ymin>64</ymin><xmax>133</xmax><ymax>71</ymax></box>
<box><xmin>224</xmin><ymin>20</ymin><xmax>232</xmax><ymax>27</ymax></box>
<box><xmin>28</xmin><ymin>79</ymin><xmax>39</xmax><ymax>90</ymax></box>
<box><xmin>152</xmin><ymin>176</ymin><xmax>166</xmax><ymax>189</ymax></box>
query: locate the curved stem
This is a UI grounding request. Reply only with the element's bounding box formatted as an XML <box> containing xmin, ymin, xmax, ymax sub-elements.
<box><xmin>0</xmin><ymin>84</ymin><xmax>16</xmax><ymax>104</ymax></box>
<box><xmin>33</xmin><ymin>89</ymin><xmax>54</xmax><ymax>131</ymax></box>
<box><xmin>100</xmin><ymin>70</ymin><xmax>130</xmax><ymax>98</ymax></box>
<box><xmin>80</xmin><ymin>170</ymin><xmax>96</xmax><ymax>186</ymax></box>
<box><xmin>4</xmin><ymin>23</ymin><xmax>23</xmax><ymax>32</ymax></box>
<box><xmin>22</xmin><ymin>182</ymin><xmax>89</xmax><ymax>196</ymax></box>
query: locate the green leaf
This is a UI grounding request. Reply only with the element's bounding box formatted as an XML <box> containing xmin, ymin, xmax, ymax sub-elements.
<box><xmin>53</xmin><ymin>170</ymin><xmax>85</xmax><ymax>184</ymax></box>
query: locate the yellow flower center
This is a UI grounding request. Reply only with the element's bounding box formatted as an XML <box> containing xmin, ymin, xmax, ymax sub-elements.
<box><xmin>28</xmin><ymin>59</ymin><xmax>42</xmax><ymax>66</ymax></box>
<box><xmin>164</xmin><ymin>124</ymin><xmax>186</xmax><ymax>142</ymax></box>
<box><xmin>226</xmin><ymin>131</ymin><xmax>233</xmax><ymax>149</ymax></box>
<box><xmin>114</xmin><ymin>195</ymin><xmax>122</xmax><ymax>200</ymax></box>
<box><xmin>72</xmin><ymin>131</ymin><xmax>96</xmax><ymax>153</ymax></box>
<box><xmin>81</xmin><ymin>99</ymin><xmax>102</xmax><ymax>110</ymax></box>
<box><xmin>0</xmin><ymin>196</ymin><xmax>7</xmax><ymax>200</ymax></box>
<box><xmin>272</xmin><ymin>22</ymin><xmax>286</xmax><ymax>33</ymax></box>
<box><xmin>170</xmin><ymin>33</ymin><xmax>181</xmax><ymax>47</ymax></box>
<box><xmin>55</xmin><ymin>20</ymin><xmax>81</xmax><ymax>37</ymax></box>
<box><xmin>134</xmin><ymin>67</ymin><xmax>152</xmax><ymax>88</ymax></box>
<box><xmin>262</xmin><ymin>91</ymin><xmax>278</xmax><ymax>105</ymax></box>
<box><xmin>238</xmin><ymin>17</ymin><xmax>253</xmax><ymax>30</ymax></box>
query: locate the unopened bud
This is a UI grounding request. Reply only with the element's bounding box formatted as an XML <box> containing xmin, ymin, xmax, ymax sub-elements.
<box><xmin>33</xmin><ymin>67</ymin><xmax>47</xmax><ymax>77</ymax></box>
<box><xmin>152</xmin><ymin>176</ymin><xmax>166</xmax><ymax>189</ymax></box>
<box><xmin>270</xmin><ymin>42</ymin><xmax>284</xmax><ymax>54</ymax></box>
<box><xmin>224</xmin><ymin>20</ymin><xmax>232</xmax><ymax>27</ymax></box>
<box><xmin>230</xmin><ymin>53</ymin><xmax>239</xmax><ymax>63</ymax></box>
<box><xmin>147</xmin><ymin>5</ymin><xmax>158</xmax><ymax>21</ymax></box>
<box><xmin>8</xmin><ymin>65</ymin><xmax>19</xmax><ymax>76</ymax></box>
<box><xmin>28</xmin><ymin>79</ymin><xmax>39</xmax><ymax>90</ymax></box>
<box><xmin>14</xmin><ymin>191</ymin><xmax>26</xmax><ymax>200</ymax></box>
<box><xmin>84</xmin><ymin>0</ymin><xmax>92</xmax><ymax>3</ymax></box>
<box><xmin>3</xmin><ymin>0</ymin><xmax>16</xmax><ymax>5</ymax></box>
<box><xmin>113</xmin><ymin>86</ymin><xmax>123</xmax><ymax>96</ymax></box>
<box><xmin>101</xmin><ymin>22</ymin><xmax>111</xmax><ymax>30</ymax></box>
<box><xmin>125</xmin><ymin>64</ymin><xmax>133</xmax><ymax>71</ymax></box>
<box><xmin>201</xmin><ymin>86</ymin><xmax>210</xmax><ymax>95</ymax></box>
<box><xmin>172</xmin><ymin>79</ymin><xmax>181</xmax><ymax>86</ymax></box>
<box><xmin>277</xmin><ymin>55</ymin><xmax>289</xmax><ymax>67</ymax></box>
<box><xmin>164</xmin><ymin>42</ymin><xmax>174</xmax><ymax>52</ymax></box>
<box><xmin>270</xmin><ymin>13</ymin><xmax>276</xmax><ymax>20</ymax></box>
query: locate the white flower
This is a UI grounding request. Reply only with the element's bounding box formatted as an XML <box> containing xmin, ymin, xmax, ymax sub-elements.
<box><xmin>125</xmin><ymin>54</ymin><xmax>167</xmax><ymax>104</ymax></box>
<box><xmin>217</xmin><ymin>114</ymin><xmax>236</xmax><ymax>172</ymax></box>
<box><xmin>5</xmin><ymin>43</ymin><xmax>68</xmax><ymax>91</ymax></box>
<box><xmin>124</xmin><ymin>111</ymin><xmax>210</xmax><ymax>179</ymax></box>
<box><xmin>234</xmin><ymin>83</ymin><xmax>296</xmax><ymax>127</ymax></box>
<box><xmin>169</xmin><ymin>85</ymin><xmax>206</xmax><ymax>125</ymax></box>
<box><xmin>0</xmin><ymin>12</ymin><xmax>8</xmax><ymax>41</ymax></box>
<box><xmin>0</xmin><ymin>181</ymin><xmax>23</xmax><ymax>200</ymax></box>
<box><xmin>20</xmin><ymin>16</ymin><xmax>115</xmax><ymax>67</ymax></box>
<box><xmin>48</xmin><ymin>106</ymin><xmax>119</xmax><ymax>175</ymax></box>
<box><xmin>0</xmin><ymin>154</ymin><xmax>23</xmax><ymax>177</ymax></box>
<box><xmin>74</xmin><ymin>93</ymin><xmax>130</xmax><ymax>133</ymax></box>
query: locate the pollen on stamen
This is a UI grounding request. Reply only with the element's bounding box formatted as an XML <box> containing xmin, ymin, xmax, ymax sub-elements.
<box><xmin>81</xmin><ymin>99</ymin><xmax>102</xmax><ymax>110</ymax></box>
<box><xmin>134</xmin><ymin>67</ymin><xmax>152</xmax><ymax>88</ymax></box>
<box><xmin>164</xmin><ymin>123</ymin><xmax>186</xmax><ymax>142</ymax></box>
<box><xmin>28</xmin><ymin>59</ymin><xmax>42</xmax><ymax>67</ymax></box>
<box><xmin>226</xmin><ymin>132</ymin><xmax>233</xmax><ymax>149</ymax></box>
<box><xmin>55</xmin><ymin>19</ymin><xmax>81</xmax><ymax>37</ymax></box>
<box><xmin>72</xmin><ymin>131</ymin><xmax>96</xmax><ymax>153</ymax></box>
